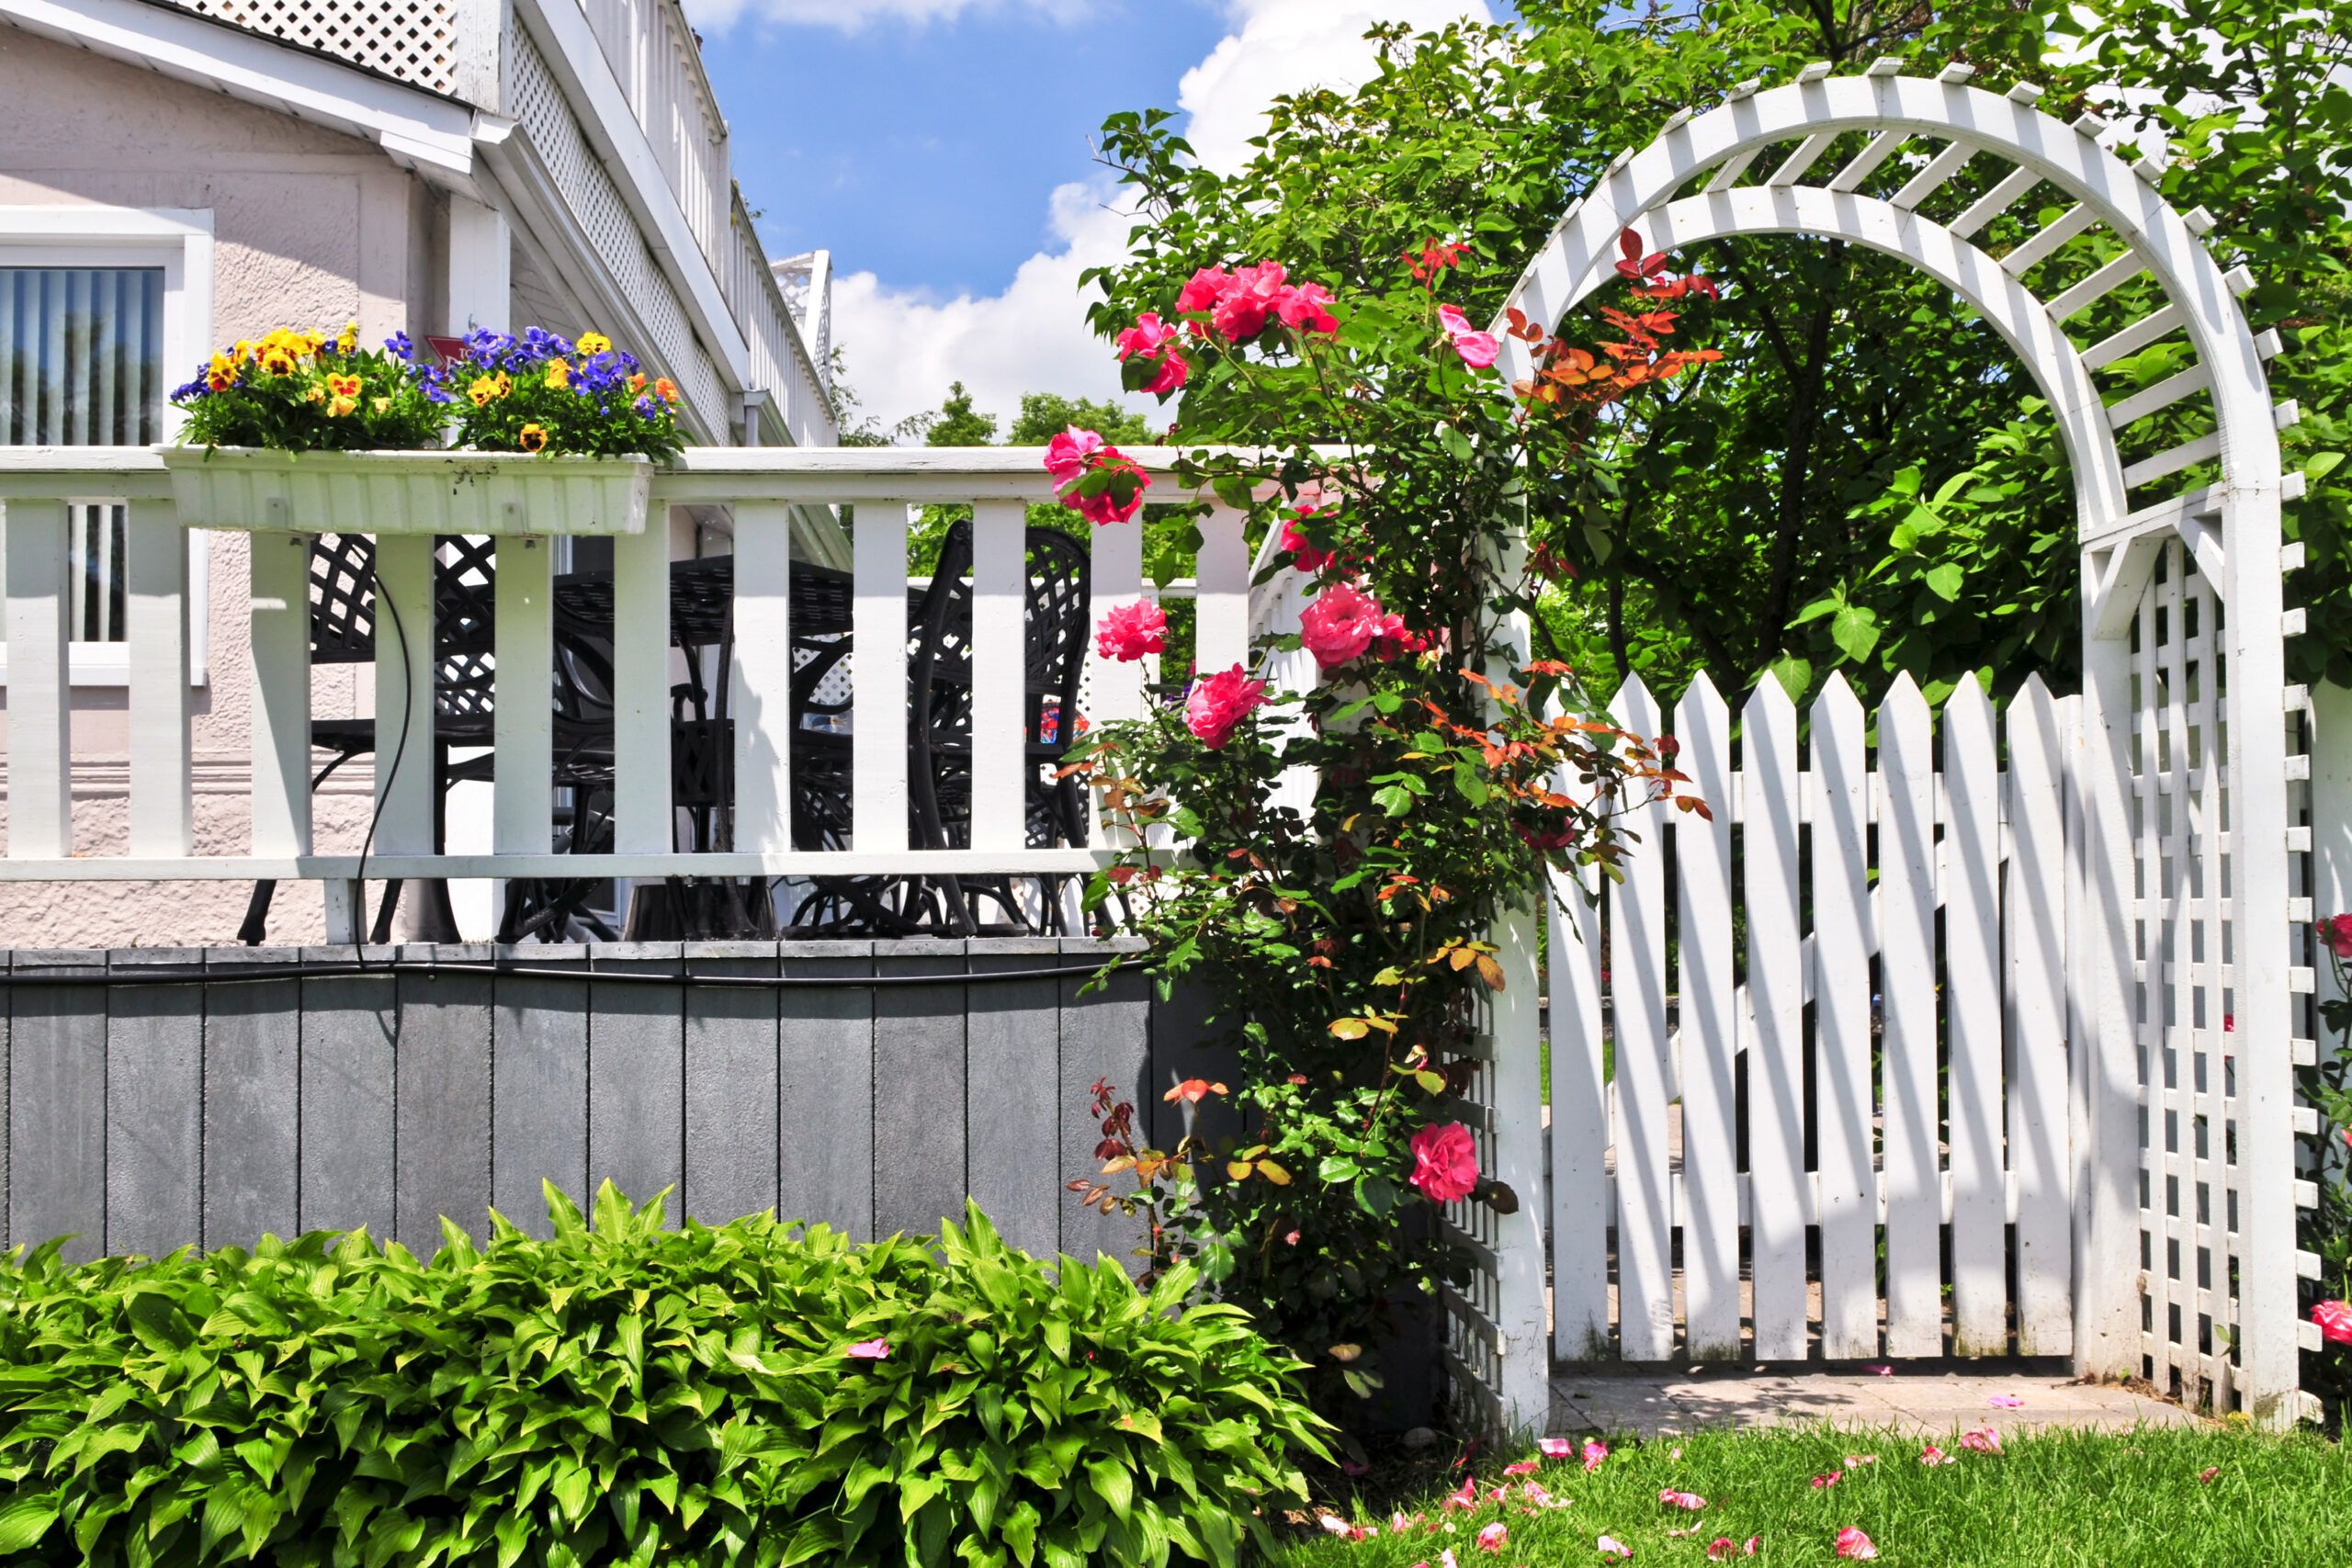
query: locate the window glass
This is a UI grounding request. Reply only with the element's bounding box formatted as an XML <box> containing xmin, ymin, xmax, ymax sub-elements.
<box><xmin>0</xmin><ymin>266</ymin><xmax>166</xmax><ymax>644</ymax></box>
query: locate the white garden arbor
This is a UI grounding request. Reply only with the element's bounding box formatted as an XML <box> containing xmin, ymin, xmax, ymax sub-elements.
<box><xmin>1448</xmin><ymin>61</ymin><xmax>2320</xmax><ymax>1429</ymax></box>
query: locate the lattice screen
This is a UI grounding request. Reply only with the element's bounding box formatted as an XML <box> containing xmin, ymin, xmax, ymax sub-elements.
<box><xmin>173</xmin><ymin>0</ymin><xmax>457</xmax><ymax>96</ymax></box>
<box><xmin>506</xmin><ymin>28</ymin><xmax>728</xmax><ymax>436</ymax></box>
<box><xmin>2128</xmin><ymin>536</ymin><xmax>2312</xmax><ymax>1414</ymax></box>
<box><xmin>1440</xmin><ymin>1024</ymin><xmax>1509</xmax><ymax>1431</ymax></box>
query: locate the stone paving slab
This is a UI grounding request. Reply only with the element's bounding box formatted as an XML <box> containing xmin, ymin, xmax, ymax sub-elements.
<box><xmin>1548</xmin><ymin>1369</ymin><xmax>2198</xmax><ymax>1438</ymax></box>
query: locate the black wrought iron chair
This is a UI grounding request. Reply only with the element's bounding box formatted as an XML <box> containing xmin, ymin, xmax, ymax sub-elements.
<box><xmin>785</xmin><ymin>517</ymin><xmax>1093</xmax><ymax>938</ymax></box>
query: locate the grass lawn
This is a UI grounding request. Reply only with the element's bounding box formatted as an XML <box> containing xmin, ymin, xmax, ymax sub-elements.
<box><xmin>1266</xmin><ymin>1425</ymin><xmax>2352</xmax><ymax>1566</ymax></box>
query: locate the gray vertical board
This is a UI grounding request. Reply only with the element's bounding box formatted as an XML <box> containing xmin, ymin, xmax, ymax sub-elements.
<box><xmin>105</xmin><ymin>949</ymin><xmax>205</xmax><ymax>1258</ymax></box>
<box><xmin>0</xmin><ymin>952</ymin><xmax>7</xmax><ymax>1250</ymax></box>
<box><xmin>1059</xmin><ymin>937</ymin><xmax>1151</xmax><ymax>1269</ymax></box>
<box><xmin>778</xmin><ymin>941</ymin><xmax>874</xmax><ymax>1241</ymax></box>
<box><xmin>1148</xmin><ymin>977</ymin><xmax>1244</xmax><ymax>1156</ymax></box>
<box><xmin>873</xmin><ymin>938</ymin><xmax>967</xmax><ymax>1241</ymax></box>
<box><xmin>298</xmin><ymin>946</ymin><xmax>399</xmax><ymax>1240</ymax></box>
<box><xmin>394</xmin><ymin>944</ymin><xmax>493</xmax><ymax>1252</ymax></box>
<box><xmin>587</xmin><ymin>943</ymin><xmax>685</xmax><ymax>1221</ymax></box>
<box><xmin>683</xmin><ymin>942</ymin><xmax>781</xmax><ymax>1226</ymax></box>
<box><xmin>201</xmin><ymin>947</ymin><xmax>302</xmax><ymax>1249</ymax></box>
<box><xmin>965</xmin><ymin>938</ymin><xmax>1064</xmax><ymax>1260</ymax></box>
<box><xmin>8</xmin><ymin>952</ymin><xmax>107</xmax><ymax>1262</ymax></box>
<box><xmin>492</xmin><ymin>943</ymin><xmax>590</xmax><ymax>1236</ymax></box>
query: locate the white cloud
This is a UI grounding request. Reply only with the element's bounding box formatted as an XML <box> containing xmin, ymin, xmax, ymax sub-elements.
<box><xmin>686</xmin><ymin>0</ymin><xmax>1092</xmax><ymax>34</ymax></box>
<box><xmin>821</xmin><ymin>0</ymin><xmax>1496</xmax><ymax>436</ymax></box>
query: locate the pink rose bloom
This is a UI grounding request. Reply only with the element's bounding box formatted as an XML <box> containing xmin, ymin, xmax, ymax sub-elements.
<box><xmin>1094</xmin><ymin>600</ymin><xmax>1167</xmax><ymax>662</ymax></box>
<box><xmin>1408</xmin><ymin>1122</ymin><xmax>1479</xmax><ymax>1203</ymax></box>
<box><xmin>1071</xmin><ymin>468</ymin><xmax>1150</xmax><ymax>525</ymax></box>
<box><xmin>1174</xmin><ymin>265</ymin><xmax>1235</xmax><ymax>322</ymax></box>
<box><xmin>1116</xmin><ymin>312</ymin><xmax>1189</xmax><ymax>395</ymax></box>
<box><xmin>1184</xmin><ymin>664</ymin><xmax>1269</xmax><ymax>750</ymax></box>
<box><xmin>2315</xmin><ymin>1299</ymin><xmax>2352</xmax><ymax>1345</ymax></box>
<box><xmin>1281</xmin><ymin>508</ymin><xmax>1340</xmax><ymax>573</ymax></box>
<box><xmin>1300</xmin><ymin>581</ymin><xmax>1392</xmax><ymax>669</ymax></box>
<box><xmin>2323</xmin><ymin>913</ymin><xmax>2352</xmax><ymax>957</ymax></box>
<box><xmin>1212</xmin><ymin>261</ymin><xmax>1288</xmax><ymax>342</ymax></box>
<box><xmin>1451</xmin><ymin>330</ymin><xmax>1501</xmax><ymax>369</ymax></box>
<box><xmin>844</xmin><ymin>1337</ymin><xmax>890</xmax><ymax>1359</ymax></box>
<box><xmin>1475</xmin><ymin>1523</ymin><xmax>1507</xmax><ymax>1553</ymax></box>
<box><xmin>1435</xmin><ymin>303</ymin><xmax>1500</xmax><ymax>368</ymax></box>
<box><xmin>1043</xmin><ymin>424</ymin><xmax>1104</xmax><ymax>485</ymax></box>
<box><xmin>1835</xmin><ymin>1526</ymin><xmax>1878</xmax><ymax>1560</ymax></box>
<box><xmin>1277</xmin><ymin>279</ymin><xmax>1339</xmax><ymax>333</ymax></box>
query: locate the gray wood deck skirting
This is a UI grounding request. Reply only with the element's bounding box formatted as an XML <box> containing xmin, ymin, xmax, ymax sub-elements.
<box><xmin>0</xmin><ymin>940</ymin><xmax>1232</xmax><ymax>1269</ymax></box>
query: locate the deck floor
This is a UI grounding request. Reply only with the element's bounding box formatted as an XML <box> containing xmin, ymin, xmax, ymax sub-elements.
<box><xmin>1547</xmin><ymin>1367</ymin><xmax>2197</xmax><ymax>1438</ymax></box>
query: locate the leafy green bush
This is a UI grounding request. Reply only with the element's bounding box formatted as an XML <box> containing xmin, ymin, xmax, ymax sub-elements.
<box><xmin>0</xmin><ymin>1187</ymin><xmax>1327</xmax><ymax>1567</ymax></box>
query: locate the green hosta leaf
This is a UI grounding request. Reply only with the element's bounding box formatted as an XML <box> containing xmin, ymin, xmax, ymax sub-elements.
<box><xmin>0</xmin><ymin>1494</ymin><xmax>58</xmax><ymax>1554</ymax></box>
<box><xmin>1086</xmin><ymin>1457</ymin><xmax>1135</xmax><ymax>1522</ymax></box>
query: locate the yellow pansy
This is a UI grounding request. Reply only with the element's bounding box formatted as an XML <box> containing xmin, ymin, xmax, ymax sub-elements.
<box><xmin>576</xmin><ymin>331</ymin><xmax>612</xmax><ymax>355</ymax></box>
<box><xmin>518</xmin><ymin>423</ymin><xmax>549</xmax><ymax>453</ymax></box>
<box><xmin>371</xmin><ymin>396</ymin><xmax>392</xmax><ymax>414</ymax></box>
<box><xmin>326</xmin><ymin>394</ymin><xmax>357</xmax><ymax>418</ymax></box>
<box><xmin>335</xmin><ymin>321</ymin><xmax>359</xmax><ymax>354</ymax></box>
<box><xmin>327</xmin><ymin>373</ymin><xmax>362</xmax><ymax>399</ymax></box>
<box><xmin>545</xmin><ymin>358</ymin><xmax>571</xmax><ymax>389</ymax></box>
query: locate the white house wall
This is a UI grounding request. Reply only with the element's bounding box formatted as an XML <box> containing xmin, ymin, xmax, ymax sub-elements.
<box><xmin>0</xmin><ymin>26</ymin><xmax>437</xmax><ymax>946</ymax></box>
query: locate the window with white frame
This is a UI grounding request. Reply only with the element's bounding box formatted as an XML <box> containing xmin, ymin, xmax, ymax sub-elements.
<box><xmin>0</xmin><ymin>208</ymin><xmax>212</xmax><ymax>685</ymax></box>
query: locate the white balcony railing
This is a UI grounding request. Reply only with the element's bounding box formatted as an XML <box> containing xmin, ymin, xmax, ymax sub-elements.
<box><xmin>0</xmin><ymin>447</ymin><xmax>1291</xmax><ymax>937</ymax></box>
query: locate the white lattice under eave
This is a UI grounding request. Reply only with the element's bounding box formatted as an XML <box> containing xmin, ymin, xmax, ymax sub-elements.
<box><xmin>170</xmin><ymin>0</ymin><xmax>458</xmax><ymax>96</ymax></box>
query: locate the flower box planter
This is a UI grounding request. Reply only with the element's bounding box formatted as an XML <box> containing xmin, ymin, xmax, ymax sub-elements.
<box><xmin>161</xmin><ymin>447</ymin><xmax>653</xmax><ymax>536</ymax></box>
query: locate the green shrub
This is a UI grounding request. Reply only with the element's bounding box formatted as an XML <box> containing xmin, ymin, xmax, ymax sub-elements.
<box><xmin>0</xmin><ymin>1187</ymin><xmax>1328</xmax><ymax>1567</ymax></box>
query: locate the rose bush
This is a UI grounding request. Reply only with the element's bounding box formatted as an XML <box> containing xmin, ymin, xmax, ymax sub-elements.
<box><xmin>1051</xmin><ymin>207</ymin><xmax>1717</xmax><ymax>1421</ymax></box>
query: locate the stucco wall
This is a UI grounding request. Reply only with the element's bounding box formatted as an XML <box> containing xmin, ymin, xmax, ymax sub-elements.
<box><xmin>0</xmin><ymin>26</ymin><xmax>436</xmax><ymax>946</ymax></box>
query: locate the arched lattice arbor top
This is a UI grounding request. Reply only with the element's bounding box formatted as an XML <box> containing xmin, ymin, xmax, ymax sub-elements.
<box><xmin>1453</xmin><ymin>61</ymin><xmax>2316</xmax><ymax>1430</ymax></box>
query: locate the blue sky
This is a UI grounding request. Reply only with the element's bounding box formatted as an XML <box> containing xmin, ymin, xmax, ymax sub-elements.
<box><xmin>699</xmin><ymin>3</ymin><xmax>1234</xmax><ymax>299</ymax></box>
<box><xmin>684</xmin><ymin>1</ymin><xmax>1503</xmax><ymax>432</ymax></box>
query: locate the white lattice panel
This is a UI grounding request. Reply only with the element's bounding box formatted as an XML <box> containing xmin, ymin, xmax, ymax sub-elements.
<box><xmin>2130</xmin><ymin>539</ymin><xmax>2262</xmax><ymax>1412</ymax></box>
<box><xmin>173</xmin><ymin>0</ymin><xmax>456</xmax><ymax>95</ymax></box>
<box><xmin>507</xmin><ymin>28</ymin><xmax>726</xmax><ymax>434</ymax></box>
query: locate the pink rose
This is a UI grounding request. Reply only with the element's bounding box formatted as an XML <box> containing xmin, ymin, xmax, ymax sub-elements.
<box><xmin>1094</xmin><ymin>600</ymin><xmax>1167</xmax><ymax>662</ymax></box>
<box><xmin>1408</xmin><ymin>1122</ymin><xmax>1479</xmax><ymax>1203</ymax></box>
<box><xmin>1277</xmin><ymin>279</ymin><xmax>1339</xmax><ymax>333</ymax></box>
<box><xmin>1185</xmin><ymin>664</ymin><xmax>1270</xmax><ymax>750</ymax></box>
<box><xmin>2320</xmin><ymin>914</ymin><xmax>2352</xmax><ymax>958</ymax></box>
<box><xmin>2312</xmin><ymin>1300</ymin><xmax>2352</xmax><ymax>1345</ymax></box>
<box><xmin>1211</xmin><ymin>261</ymin><xmax>1288</xmax><ymax>342</ymax></box>
<box><xmin>1300</xmin><ymin>581</ymin><xmax>1389</xmax><ymax>668</ymax></box>
<box><xmin>1043</xmin><ymin>424</ymin><xmax>1103</xmax><ymax>484</ymax></box>
<box><xmin>1115</xmin><ymin>312</ymin><xmax>1189</xmax><ymax>395</ymax></box>
<box><xmin>1436</xmin><ymin>302</ymin><xmax>1501</xmax><ymax>369</ymax></box>
<box><xmin>1174</xmin><ymin>265</ymin><xmax>1235</xmax><ymax>323</ymax></box>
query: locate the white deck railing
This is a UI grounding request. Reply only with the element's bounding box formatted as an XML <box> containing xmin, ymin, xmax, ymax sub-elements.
<box><xmin>0</xmin><ymin>447</ymin><xmax>1296</xmax><ymax>928</ymax></box>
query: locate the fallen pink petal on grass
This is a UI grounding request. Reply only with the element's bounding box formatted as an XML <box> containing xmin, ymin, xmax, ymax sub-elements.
<box><xmin>1919</xmin><ymin>1444</ymin><xmax>1957</xmax><ymax>1467</ymax></box>
<box><xmin>1583</xmin><ymin>1440</ymin><xmax>1610</xmax><ymax>1472</ymax></box>
<box><xmin>1658</xmin><ymin>1489</ymin><xmax>1708</xmax><ymax>1511</ymax></box>
<box><xmin>1538</xmin><ymin>1437</ymin><xmax>1574</xmax><ymax>1458</ymax></box>
<box><xmin>1811</xmin><ymin>1472</ymin><xmax>1842</xmax><ymax>1489</ymax></box>
<box><xmin>2199</xmin><ymin>1466</ymin><xmax>2222</xmax><ymax>1483</ymax></box>
<box><xmin>1598</xmin><ymin>1536</ymin><xmax>1633</xmax><ymax>1560</ymax></box>
<box><xmin>1475</xmin><ymin>1522</ymin><xmax>1508</xmax><ymax>1552</ymax></box>
<box><xmin>1961</xmin><ymin>1427</ymin><xmax>2003</xmax><ymax>1454</ymax></box>
<box><xmin>1836</xmin><ymin>1526</ymin><xmax>1880</xmax><ymax>1560</ymax></box>
<box><xmin>1706</xmin><ymin>1541</ymin><xmax>1736</xmax><ymax>1562</ymax></box>
<box><xmin>1503</xmin><ymin>1461</ymin><xmax>1539</xmax><ymax>1476</ymax></box>
<box><xmin>1844</xmin><ymin>1455</ymin><xmax>1878</xmax><ymax>1467</ymax></box>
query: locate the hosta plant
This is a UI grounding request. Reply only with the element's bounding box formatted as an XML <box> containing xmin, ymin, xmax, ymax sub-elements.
<box><xmin>0</xmin><ymin>1185</ymin><xmax>1326</xmax><ymax>1567</ymax></box>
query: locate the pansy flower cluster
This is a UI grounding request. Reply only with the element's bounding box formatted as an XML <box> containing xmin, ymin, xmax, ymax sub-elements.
<box><xmin>447</xmin><ymin>327</ymin><xmax>684</xmax><ymax>461</ymax></box>
<box><xmin>172</xmin><ymin>324</ymin><xmax>451</xmax><ymax>452</ymax></box>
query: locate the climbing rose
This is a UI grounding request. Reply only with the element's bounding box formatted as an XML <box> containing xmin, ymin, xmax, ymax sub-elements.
<box><xmin>1437</xmin><ymin>303</ymin><xmax>1501</xmax><ymax>369</ymax></box>
<box><xmin>1282</xmin><ymin>508</ymin><xmax>1341</xmax><ymax>573</ymax></box>
<box><xmin>1094</xmin><ymin>601</ymin><xmax>1167</xmax><ymax>662</ymax></box>
<box><xmin>1408</xmin><ymin>1122</ymin><xmax>1479</xmax><ymax>1203</ymax></box>
<box><xmin>1300</xmin><ymin>581</ymin><xmax>1392</xmax><ymax>668</ymax></box>
<box><xmin>1174</xmin><ymin>265</ymin><xmax>1235</xmax><ymax>325</ymax></box>
<box><xmin>1185</xmin><ymin>664</ymin><xmax>1269</xmax><ymax>750</ymax></box>
<box><xmin>1278</xmin><ymin>279</ymin><xmax>1339</xmax><ymax>333</ymax></box>
<box><xmin>1115</xmin><ymin>311</ymin><xmax>1189</xmax><ymax>394</ymax></box>
<box><xmin>1043</xmin><ymin>424</ymin><xmax>1103</xmax><ymax>484</ymax></box>
<box><xmin>2319</xmin><ymin>914</ymin><xmax>2352</xmax><ymax>958</ymax></box>
<box><xmin>1835</xmin><ymin>1527</ymin><xmax>1879</xmax><ymax>1560</ymax></box>
<box><xmin>1212</xmin><ymin>262</ymin><xmax>1290</xmax><ymax>341</ymax></box>
<box><xmin>2313</xmin><ymin>1299</ymin><xmax>2352</xmax><ymax>1345</ymax></box>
